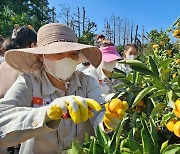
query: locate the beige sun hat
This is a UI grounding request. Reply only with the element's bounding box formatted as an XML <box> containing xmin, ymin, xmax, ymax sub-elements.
<box><xmin>5</xmin><ymin>23</ymin><xmax>102</xmax><ymax>73</ymax></box>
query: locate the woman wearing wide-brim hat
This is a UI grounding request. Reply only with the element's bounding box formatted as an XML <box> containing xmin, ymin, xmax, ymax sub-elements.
<box><xmin>0</xmin><ymin>23</ymin><xmax>104</xmax><ymax>153</ymax></box>
<box><xmin>0</xmin><ymin>23</ymin><xmax>121</xmax><ymax>154</ymax></box>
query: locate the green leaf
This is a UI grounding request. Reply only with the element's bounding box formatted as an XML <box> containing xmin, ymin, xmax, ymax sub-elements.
<box><xmin>88</xmin><ymin>137</ymin><xmax>96</xmax><ymax>154</ymax></box>
<box><xmin>133</xmin><ymin>149</ymin><xmax>143</xmax><ymax>154</ymax></box>
<box><xmin>150</xmin><ymin>118</ymin><xmax>159</xmax><ymax>152</ymax></box>
<box><xmin>162</xmin><ymin>144</ymin><xmax>180</xmax><ymax>154</ymax></box>
<box><xmin>160</xmin><ymin>140</ymin><xmax>169</xmax><ymax>153</ymax></box>
<box><xmin>141</xmin><ymin>119</ymin><xmax>158</xmax><ymax>154</ymax></box>
<box><xmin>120</xmin><ymin>138</ymin><xmax>142</xmax><ymax>153</ymax></box>
<box><xmin>109</xmin><ymin>118</ymin><xmax>127</xmax><ymax>153</ymax></box>
<box><xmin>166</xmin><ymin>90</ymin><xmax>174</xmax><ymax>108</ymax></box>
<box><xmin>131</xmin><ymin>86</ymin><xmax>156</xmax><ymax>108</ymax></box>
<box><xmin>158</xmin><ymin>58</ymin><xmax>173</xmax><ymax>68</ymax></box>
<box><xmin>131</xmin><ymin>66</ymin><xmax>157</xmax><ymax>77</ymax></box>
<box><xmin>151</xmin><ymin>103</ymin><xmax>166</xmax><ymax>117</ymax></box>
<box><xmin>85</xmin><ymin>132</ymin><xmax>89</xmax><ymax>143</ymax></box>
<box><xmin>128</xmin><ymin>128</ymin><xmax>135</xmax><ymax>139</ymax></box>
<box><xmin>116</xmin><ymin>78</ymin><xmax>135</xmax><ymax>87</ymax></box>
<box><xmin>111</xmin><ymin>72</ymin><xmax>126</xmax><ymax>79</ymax></box>
<box><xmin>113</xmin><ymin>67</ymin><xmax>126</xmax><ymax>75</ymax></box>
<box><xmin>96</xmin><ymin>126</ymin><xmax>108</xmax><ymax>147</ymax></box>
<box><xmin>67</xmin><ymin>139</ymin><xmax>83</xmax><ymax>154</ymax></box>
<box><xmin>160</xmin><ymin>112</ymin><xmax>174</xmax><ymax>127</ymax></box>
<box><xmin>160</xmin><ymin>67</ymin><xmax>171</xmax><ymax>82</ymax></box>
<box><xmin>133</xmin><ymin>71</ymin><xmax>139</xmax><ymax>84</ymax></box>
<box><xmin>126</xmin><ymin>73</ymin><xmax>133</xmax><ymax>82</ymax></box>
<box><xmin>149</xmin><ymin>56</ymin><xmax>159</xmax><ymax>77</ymax></box>
<box><xmin>150</xmin><ymin>90</ymin><xmax>167</xmax><ymax>98</ymax></box>
<box><xmin>152</xmin><ymin>78</ymin><xmax>166</xmax><ymax>90</ymax></box>
<box><xmin>114</xmin><ymin>83</ymin><xmax>127</xmax><ymax>90</ymax></box>
<box><xmin>118</xmin><ymin>60</ymin><xmax>150</xmax><ymax>70</ymax></box>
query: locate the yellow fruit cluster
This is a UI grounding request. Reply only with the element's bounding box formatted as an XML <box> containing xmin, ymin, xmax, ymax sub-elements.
<box><xmin>132</xmin><ymin>100</ymin><xmax>146</xmax><ymax>113</ymax></box>
<box><xmin>105</xmin><ymin>98</ymin><xmax>128</xmax><ymax>118</ymax></box>
<box><xmin>153</xmin><ymin>44</ymin><xmax>159</xmax><ymax>49</ymax></box>
<box><xmin>166</xmin><ymin>99</ymin><xmax>180</xmax><ymax>137</ymax></box>
<box><xmin>159</xmin><ymin>41</ymin><xmax>165</xmax><ymax>46</ymax></box>
<box><xmin>154</xmin><ymin>49</ymin><xmax>158</xmax><ymax>55</ymax></box>
<box><xmin>166</xmin><ymin>119</ymin><xmax>180</xmax><ymax>138</ymax></box>
<box><xmin>172</xmin><ymin>73</ymin><xmax>176</xmax><ymax>78</ymax></box>
<box><xmin>176</xmin><ymin>59</ymin><xmax>180</xmax><ymax>64</ymax></box>
<box><xmin>173</xmin><ymin>29</ymin><xmax>180</xmax><ymax>39</ymax></box>
<box><xmin>167</xmin><ymin>50</ymin><xmax>172</xmax><ymax>55</ymax></box>
<box><xmin>173</xmin><ymin>99</ymin><xmax>180</xmax><ymax>118</ymax></box>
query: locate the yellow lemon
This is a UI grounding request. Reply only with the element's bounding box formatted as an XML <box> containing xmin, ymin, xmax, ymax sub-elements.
<box><xmin>172</xmin><ymin>73</ymin><xmax>176</xmax><ymax>78</ymax></box>
<box><xmin>122</xmin><ymin>101</ymin><xmax>128</xmax><ymax>111</ymax></box>
<box><xmin>154</xmin><ymin>49</ymin><xmax>158</xmax><ymax>54</ymax></box>
<box><xmin>173</xmin><ymin>29</ymin><xmax>180</xmax><ymax>37</ymax></box>
<box><xmin>117</xmin><ymin>109</ymin><xmax>126</xmax><ymax>118</ymax></box>
<box><xmin>160</xmin><ymin>41</ymin><xmax>164</xmax><ymax>46</ymax></box>
<box><xmin>108</xmin><ymin>98</ymin><xmax>123</xmax><ymax>114</ymax></box>
<box><xmin>166</xmin><ymin>118</ymin><xmax>177</xmax><ymax>132</ymax></box>
<box><xmin>173</xmin><ymin>121</ymin><xmax>180</xmax><ymax>138</ymax></box>
<box><xmin>167</xmin><ymin>50</ymin><xmax>172</xmax><ymax>55</ymax></box>
<box><xmin>176</xmin><ymin>59</ymin><xmax>180</xmax><ymax>64</ymax></box>
<box><xmin>174</xmin><ymin>99</ymin><xmax>180</xmax><ymax>112</ymax></box>
<box><xmin>153</xmin><ymin>44</ymin><xmax>158</xmax><ymax>49</ymax></box>
<box><xmin>137</xmin><ymin>100</ymin><xmax>145</xmax><ymax>107</ymax></box>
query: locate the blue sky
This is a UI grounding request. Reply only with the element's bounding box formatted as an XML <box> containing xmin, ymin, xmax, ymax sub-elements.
<box><xmin>48</xmin><ymin>0</ymin><xmax>180</xmax><ymax>34</ymax></box>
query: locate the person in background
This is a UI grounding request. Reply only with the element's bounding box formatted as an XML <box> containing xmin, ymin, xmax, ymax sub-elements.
<box><xmin>83</xmin><ymin>39</ymin><xmax>122</xmax><ymax>102</ymax></box>
<box><xmin>0</xmin><ymin>25</ymin><xmax>37</xmax><ymax>98</ymax></box>
<box><xmin>0</xmin><ymin>26</ymin><xmax>37</xmax><ymax>154</ymax></box>
<box><xmin>0</xmin><ymin>35</ymin><xmax>4</xmax><ymax>64</ymax></box>
<box><xmin>116</xmin><ymin>43</ymin><xmax>138</xmax><ymax>74</ymax></box>
<box><xmin>76</xmin><ymin>61</ymin><xmax>91</xmax><ymax>71</ymax></box>
<box><xmin>94</xmin><ymin>34</ymin><xmax>105</xmax><ymax>48</ymax></box>
<box><xmin>0</xmin><ymin>23</ymin><xmax>121</xmax><ymax>154</ymax></box>
<box><xmin>76</xmin><ymin>34</ymin><xmax>105</xmax><ymax>71</ymax></box>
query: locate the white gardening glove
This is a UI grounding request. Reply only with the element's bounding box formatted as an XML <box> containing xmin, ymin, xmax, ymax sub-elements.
<box><xmin>47</xmin><ymin>95</ymin><xmax>102</xmax><ymax>124</ymax></box>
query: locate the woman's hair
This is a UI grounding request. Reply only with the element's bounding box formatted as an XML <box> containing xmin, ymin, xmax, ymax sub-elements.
<box><xmin>0</xmin><ymin>26</ymin><xmax>37</xmax><ymax>56</ymax></box>
<box><xmin>1</xmin><ymin>38</ymin><xmax>16</xmax><ymax>54</ymax></box>
<box><xmin>100</xmin><ymin>39</ymin><xmax>114</xmax><ymax>47</ymax></box>
<box><xmin>0</xmin><ymin>35</ymin><xmax>4</xmax><ymax>44</ymax></box>
<box><xmin>11</xmin><ymin>25</ymin><xmax>37</xmax><ymax>48</ymax></box>
<box><xmin>96</xmin><ymin>34</ymin><xmax>105</xmax><ymax>40</ymax></box>
<box><xmin>124</xmin><ymin>43</ymin><xmax>138</xmax><ymax>52</ymax></box>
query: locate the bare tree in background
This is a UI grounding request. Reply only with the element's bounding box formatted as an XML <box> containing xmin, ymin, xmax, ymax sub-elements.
<box><xmin>58</xmin><ymin>5</ymin><xmax>96</xmax><ymax>39</ymax></box>
<box><xmin>82</xmin><ymin>7</ymin><xmax>85</xmax><ymax>33</ymax></box>
<box><xmin>72</xmin><ymin>7</ymin><xmax>81</xmax><ymax>37</ymax></box>
<box><xmin>102</xmin><ymin>14</ymin><xmax>147</xmax><ymax>46</ymax></box>
<box><xmin>134</xmin><ymin>25</ymin><xmax>138</xmax><ymax>44</ymax></box>
<box><xmin>141</xmin><ymin>25</ymin><xmax>145</xmax><ymax>52</ymax></box>
<box><xmin>110</xmin><ymin>14</ymin><xmax>116</xmax><ymax>44</ymax></box>
<box><xmin>103</xmin><ymin>18</ymin><xmax>112</xmax><ymax>41</ymax></box>
<box><xmin>130</xmin><ymin>20</ymin><xmax>135</xmax><ymax>42</ymax></box>
<box><xmin>121</xmin><ymin>18</ymin><xmax>128</xmax><ymax>46</ymax></box>
<box><xmin>51</xmin><ymin>7</ymin><xmax>55</xmax><ymax>23</ymax></box>
<box><xmin>59</xmin><ymin>4</ymin><xmax>70</xmax><ymax>26</ymax></box>
<box><xmin>117</xmin><ymin>17</ymin><xmax>121</xmax><ymax>45</ymax></box>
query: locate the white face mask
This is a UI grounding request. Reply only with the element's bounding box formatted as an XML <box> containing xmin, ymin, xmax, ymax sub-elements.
<box><xmin>126</xmin><ymin>54</ymin><xmax>136</xmax><ymax>60</ymax></box>
<box><xmin>100</xmin><ymin>61</ymin><xmax>116</xmax><ymax>72</ymax></box>
<box><xmin>44</xmin><ymin>57</ymin><xmax>78</xmax><ymax>81</ymax></box>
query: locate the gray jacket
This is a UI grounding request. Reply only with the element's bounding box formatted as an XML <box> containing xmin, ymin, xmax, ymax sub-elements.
<box><xmin>0</xmin><ymin>71</ymin><xmax>105</xmax><ymax>154</ymax></box>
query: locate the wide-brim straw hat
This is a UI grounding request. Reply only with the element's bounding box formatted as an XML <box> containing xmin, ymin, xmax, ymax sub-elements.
<box><xmin>5</xmin><ymin>23</ymin><xmax>102</xmax><ymax>73</ymax></box>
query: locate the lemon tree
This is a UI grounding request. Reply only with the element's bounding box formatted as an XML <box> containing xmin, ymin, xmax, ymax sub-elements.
<box><xmin>66</xmin><ymin>18</ymin><xmax>180</xmax><ymax>154</ymax></box>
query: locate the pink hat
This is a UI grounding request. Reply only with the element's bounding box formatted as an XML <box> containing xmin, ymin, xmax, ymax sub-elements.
<box><xmin>100</xmin><ymin>46</ymin><xmax>122</xmax><ymax>62</ymax></box>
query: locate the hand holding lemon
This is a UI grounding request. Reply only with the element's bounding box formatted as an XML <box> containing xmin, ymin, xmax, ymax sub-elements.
<box><xmin>103</xmin><ymin>98</ymin><xmax>128</xmax><ymax>130</ymax></box>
